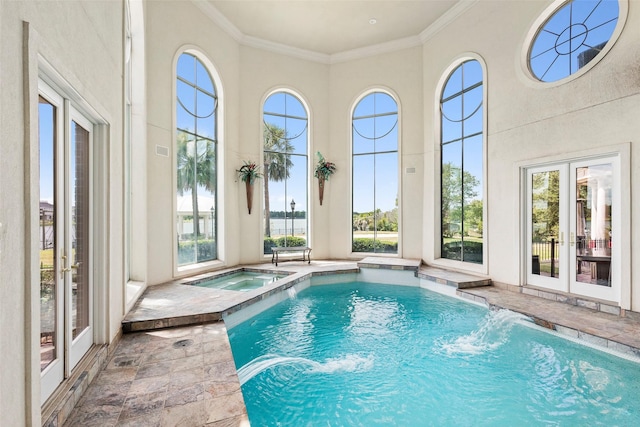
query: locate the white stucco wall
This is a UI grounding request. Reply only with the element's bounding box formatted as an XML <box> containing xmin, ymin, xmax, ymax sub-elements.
<box><xmin>144</xmin><ymin>4</ymin><xmax>424</xmax><ymax>278</ymax></box>
<box><xmin>422</xmin><ymin>1</ymin><xmax>640</xmax><ymax>309</ymax></box>
<box><xmin>329</xmin><ymin>47</ymin><xmax>425</xmax><ymax>260</ymax></box>
<box><xmin>145</xmin><ymin>0</ymin><xmax>241</xmax><ymax>284</ymax></box>
<box><xmin>0</xmin><ymin>0</ymin><xmax>125</xmax><ymax>424</ymax></box>
<box><xmin>238</xmin><ymin>46</ymin><xmax>330</xmax><ymax>261</ymax></box>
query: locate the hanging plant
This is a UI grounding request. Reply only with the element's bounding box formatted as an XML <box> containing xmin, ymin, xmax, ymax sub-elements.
<box><xmin>314</xmin><ymin>152</ymin><xmax>336</xmax><ymax>205</ymax></box>
<box><xmin>314</xmin><ymin>151</ymin><xmax>336</xmax><ymax>180</ymax></box>
<box><xmin>237</xmin><ymin>160</ymin><xmax>262</xmax><ymax>214</ymax></box>
<box><xmin>237</xmin><ymin>160</ymin><xmax>263</xmax><ymax>184</ymax></box>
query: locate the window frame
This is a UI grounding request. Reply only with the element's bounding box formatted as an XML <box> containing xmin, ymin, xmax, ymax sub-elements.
<box><xmin>434</xmin><ymin>56</ymin><xmax>487</xmax><ymax>274</ymax></box>
<box><xmin>173</xmin><ymin>48</ymin><xmax>225</xmax><ymax>275</ymax></box>
<box><xmin>262</xmin><ymin>89</ymin><xmax>310</xmax><ymax>255</ymax></box>
<box><xmin>350</xmin><ymin>89</ymin><xmax>401</xmax><ymax>257</ymax></box>
<box><xmin>521</xmin><ymin>0</ymin><xmax>628</xmax><ymax>86</ymax></box>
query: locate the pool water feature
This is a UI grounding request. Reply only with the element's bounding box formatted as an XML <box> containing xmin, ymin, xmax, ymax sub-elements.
<box><xmin>193</xmin><ymin>271</ymin><xmax>285</xmax><ymax>292</ymax></box>
<box><xmin>228</xmin><ymin>282</ymin><xmax>640</xmax><ymax>426</ymax></box>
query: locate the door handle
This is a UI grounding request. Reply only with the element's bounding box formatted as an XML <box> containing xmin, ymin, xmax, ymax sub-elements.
<box><xmin>570</xmin><ymin>232</ymin><xmax>575</xmax><ymax>247</ymax></box>
<box><xmin>60</xmin><ymin>254</ymin><xmax>70</xmax><ymax>279</ymax></box>
<box><xmin>559</xmin><ymin>232</ymin><xmax>564</xmax><ymax>245</ymax></box>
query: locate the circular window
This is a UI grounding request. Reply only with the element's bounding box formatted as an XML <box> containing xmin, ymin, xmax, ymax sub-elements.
<box><xmin>529</xmin><ymin>0</ymin><xmax>620</xmax><ymax>82</ymax></box>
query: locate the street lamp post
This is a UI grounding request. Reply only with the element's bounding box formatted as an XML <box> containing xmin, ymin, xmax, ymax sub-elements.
<box><xmin>290</xmin><ymin>199</ymin><xmax>295</xmax><ymax>237</ymax></box>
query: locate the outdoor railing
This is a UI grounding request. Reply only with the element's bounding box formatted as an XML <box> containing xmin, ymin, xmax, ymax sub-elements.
<box><xmin>532</xmin><ymin>238</ymin><xmax>559</xmax><ymax>277</ymax></box>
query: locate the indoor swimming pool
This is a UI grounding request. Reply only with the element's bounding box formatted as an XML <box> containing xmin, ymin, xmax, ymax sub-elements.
<box><xmin>228</xmin><ymin>281</ymin><xmax>640</xmax><ymax>426</ymax></box>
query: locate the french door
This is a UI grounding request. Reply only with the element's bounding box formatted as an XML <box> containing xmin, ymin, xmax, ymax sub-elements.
<box><xmin>39</xmin><ymin>82</ymin><xmax>93</xmax><ymax>404</ymax></box>
<box><xmin>526</xmin><ymin>156</ymin><xmax>619</xmax><ymax>302</ymax></box>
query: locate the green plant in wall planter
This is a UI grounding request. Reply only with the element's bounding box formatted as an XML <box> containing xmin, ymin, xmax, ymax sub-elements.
<box><xmin>237</xmin><ymin>160</ymin><xmax>263</xmax><ymax>214</ymax></box>
<box><xmin>314</xmin><ymin>151</ymin><xmax>336</xmax><ymax>205</ymax></box>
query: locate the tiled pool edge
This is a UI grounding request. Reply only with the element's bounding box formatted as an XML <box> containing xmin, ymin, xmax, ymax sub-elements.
<box><xmin>123</xmin><ymin>260</ymin><xmax>640</xmax><ymax>360</ymax></box>
<box><xmin>179</xmin><ymin>266</ymin><xmax>293</xmax><ymax>287</ymax></box>
<box><xmin>122</xmin><ymin>267</ymin><xmax>359</xmax><ymax>333</ymax></box>
<box><xmin>457</xmin><ymin>289</ymin><xmax>640</xmax><ymax>359</ymax></box>
<box><xmin>123</xmin><ymin>311</ymin><xmax>223</xmax><ymax>333</ymax></box>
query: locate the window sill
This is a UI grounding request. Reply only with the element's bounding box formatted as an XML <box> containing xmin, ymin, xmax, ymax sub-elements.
<box><xmin>176</xmin><ymin>260</ymin><xmax>226</xmax><ymax>278</ymax></box>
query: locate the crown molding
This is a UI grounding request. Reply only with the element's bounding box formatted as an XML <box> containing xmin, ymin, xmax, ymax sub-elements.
<box><xmin>192</xmin><ymin>0</ymin><xmax>244</xmax><ymax>42</ymax></box>
<box><xmin>243</xmin><ymin>35</ymin><xmax>331</xmax><ymax>64</ymax></box>
<box><xmin>192</xmin><ymin>0</ymin><xmax>477</xmax><ymax>64</ymax></box>
<box><xmin>420</xmin><ymin>0</ymin><xmax>479</xmax><ymax>43</ymax></box>
<box><xmin>330</xmin><ymin>36</ymin><xmax>422</xmax><ymax>64</ymax></box>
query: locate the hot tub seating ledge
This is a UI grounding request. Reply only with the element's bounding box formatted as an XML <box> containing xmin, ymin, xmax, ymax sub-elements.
<box><xmin>271</xmin><ymin>246</ymin><xmax>312</xmax><ymax>266</ymax></box>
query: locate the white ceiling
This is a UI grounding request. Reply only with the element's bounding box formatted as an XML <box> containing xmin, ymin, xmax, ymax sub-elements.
<box><xmin>206</xmin><ymin>0</ymin><xmax>466</xmax><ymax>58</ymax></box>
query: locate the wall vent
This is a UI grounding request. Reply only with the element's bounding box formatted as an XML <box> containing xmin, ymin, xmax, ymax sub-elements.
<box><xmin>156</xmin><ymin>145</ymin><xmax>169</xmax><ymax>157</ymax></box>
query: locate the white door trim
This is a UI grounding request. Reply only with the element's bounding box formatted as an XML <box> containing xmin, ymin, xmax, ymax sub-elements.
<box><xmin>520</xmin><ymin>145</ymin><xmax>630</xmax><ymax>308</ymax></box>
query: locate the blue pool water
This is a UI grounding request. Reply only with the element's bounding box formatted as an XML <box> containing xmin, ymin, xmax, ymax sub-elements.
<box><xmin>193</xmin><ymin>271</ymin><xmax>284</xmax><ymax>292</ymax></box>
<box><xmin>228</xmin><ymin>282</ymin><xmax>640</xmax><ymax>426</ymax></box>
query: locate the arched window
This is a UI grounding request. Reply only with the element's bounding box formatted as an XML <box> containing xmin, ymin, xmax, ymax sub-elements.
<box><xmin>352</xmin><ymin>92</ymin><xmax>399</xmax><ymax>254</ymax></box>
<box><xmin>176</xmin><ymin>52</ymin><xmax>218</xmax><ymax>266</ymax></box>
<box><xmin>440</xmin><ymin>60</ymin><xmax>484</xmax><ymax>264</ymax></box>
<box><xmin>263</xmin><ymin>91</ymin><xmax>308</xmax><ymax>253</ymax></box>
<box><xmin>528</xmin><ymin>0</ymin><xmax>622</xmax><ymax>82</ymax></box>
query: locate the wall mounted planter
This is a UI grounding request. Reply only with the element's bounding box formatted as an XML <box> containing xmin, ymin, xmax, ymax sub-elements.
<box><xmin>245</xmin><ymin>181</ymin><xmax>254</xmax><ymax>214</ymax></box>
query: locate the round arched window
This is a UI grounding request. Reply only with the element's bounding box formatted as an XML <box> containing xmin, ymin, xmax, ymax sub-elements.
<box><xmin>528</xmin><ymin>0</ymin><xmax>621</xmax><ymax>82</ymax></box>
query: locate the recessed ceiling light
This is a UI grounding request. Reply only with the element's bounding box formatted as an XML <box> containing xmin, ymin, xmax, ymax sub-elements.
<box><xmin>369</xmin><ymin>18</ymin><xmax>377</xmax><ymax>25</ymax></box>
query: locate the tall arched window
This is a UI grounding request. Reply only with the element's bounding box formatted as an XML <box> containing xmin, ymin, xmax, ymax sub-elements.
<box><xmin>263</xmin><ymin>91</ymin><xmax>308</xmax><ymax>254</ymax></box>
<box><xmin>440</xmin><ymin>59</ymin><xmax>484</xmax><ymax>264</ymax></box>
<box><xmin>352</xmin><ymin>92</ymin><xmax>399</xmax><ymax>254</ymax></box>
<box><xmin>176</xmin><ymin>52</ymin><xmax>218</xmax><ymax>266</ymax></box>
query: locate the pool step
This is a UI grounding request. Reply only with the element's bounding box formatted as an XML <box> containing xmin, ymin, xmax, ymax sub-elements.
<box><xmin>357</xmin><ymin>257</ymin><xmax>422</xmax><ymax>271</ymax></box>
<box><xmin>356</xmin><ymin>257</ymin><xmax>491</xmax><ymax>289</ymax></box>
<box><xmin>418</xmin><ymin>266</ymin><xmax>491</xmax><ymax>289</ymax></box>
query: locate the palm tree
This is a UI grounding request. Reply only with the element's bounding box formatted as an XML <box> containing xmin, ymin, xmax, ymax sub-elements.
<box><xmin>176</xmin><ymin>131</ymin><xmax>216</xmax><ymax>238</ymax></box>
<box><xmin>263</xmin><ymin>123</ymin><xmax>293</xmax><ymax>237</ymax></box>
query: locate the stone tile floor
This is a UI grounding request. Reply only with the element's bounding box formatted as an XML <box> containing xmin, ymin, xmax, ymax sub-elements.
<box><xmin>460</xmin><ymin>285</ymin><xmax>640</xmax><ymax>356</ymax></box>
<box><xmin>122</xmin><ymin>260</ymin><xmax>360</xmax><ymax>332</ymax></box>
<box><xmin>64</xmin><ymin>260</ymin><xmax>640</xmax><ymax>426</ymax></box>
<box><xmin>64</xmin><ymin>322</ymin><xmax>249</xmax><ymax>427</ymax></box>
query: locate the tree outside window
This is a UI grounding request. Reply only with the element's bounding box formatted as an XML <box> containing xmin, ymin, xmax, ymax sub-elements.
<box><xmin>440</xmin><ymin>60</ymin><xmax>484</xmax><ymax>264</ymax></box>
<box><xmin>352</xmin><ymin>92</ymin><xmax>399</xmax><ymax>254</ymax></box>
<box><xmin>176</xmin><ymin>52</ymin><xmax>218</xmax><ymax>266</ymax></box>
<box><xmin>263</xmin><ymin>92</ymin><xmax>308</xmax><ymax>254</ymax></box>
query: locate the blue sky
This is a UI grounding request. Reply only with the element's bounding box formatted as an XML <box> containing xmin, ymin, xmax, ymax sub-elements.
<box><xmin>39</xmin><ymin>100</ymin><xmax>55</xmax><ymax>204</ymax></box>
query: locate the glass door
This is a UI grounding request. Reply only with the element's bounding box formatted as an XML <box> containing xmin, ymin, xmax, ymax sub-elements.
<box><xmin>526</xmin><ymin>157</ymin><xmax>619</xmax><ymax>303</ymax></box>
<box><xmin>526</xmin><ymin>165</ymin><xmax>568</xmax><ymax>292</ymax></box>
<box><xmin>39</xmin><ymin>83</ymin><xmax>93</xmax><ymax>404</ymax></box>
<box><xmin>68</xmin><ymin>111</ymin><xmax>93</xmax><ymax>369</ymax></box>
<box><xmin>39</xmin><ymin>90</ymin><xmax>64</xmax><ymax>403</ymax></box>
<box><xmin>570</xmin><ymin>158</ymin><xmax>618</xmax><ymax>301</ymax></box>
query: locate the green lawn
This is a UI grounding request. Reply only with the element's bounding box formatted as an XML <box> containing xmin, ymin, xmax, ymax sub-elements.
<box><xmin>442</xmin><ymin>236</ymin><xmax>483</xmax><ymax>244</ymax></box>
<box><xmin>40</xmin><ymin>249</ymin><xmax>54</xmax><ymax>268</ymax></box>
